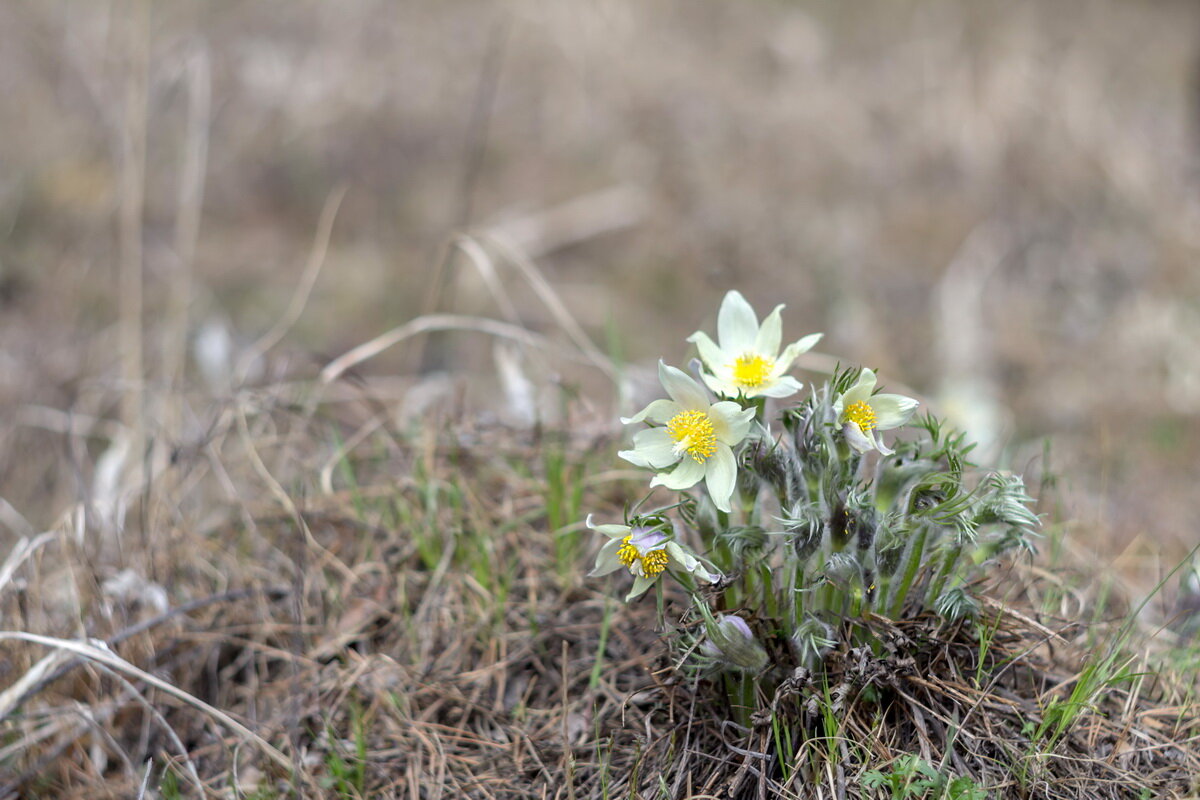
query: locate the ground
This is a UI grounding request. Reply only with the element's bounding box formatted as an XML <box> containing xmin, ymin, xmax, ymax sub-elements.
<box><xmin>1</xmin><ymin>1</ymin><xmax>1200</xmax><ymax>797</ymax></box>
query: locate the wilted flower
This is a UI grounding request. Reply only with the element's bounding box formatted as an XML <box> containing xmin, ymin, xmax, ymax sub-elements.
<box><xmin>700</xmin><ymin>613</ymin><xmax>769</xmax><ymax>673</ymax></box>
<box><xmin>619</xmin><ymin>362</ymin><xmax>755</xmax><ymax>512</ymax></box>
<box><xmin>687</xmin><ymin>290</ymin><xmax>822</xmax><ymax>400</ymax></box>
<box><xmin>832</xmin><ymin>369</ymin><xmax>919</xmax><ymax>455</ymax></box>
<box><xmin>587</xmin><ymin>516</ymin><xmax>721</xmax><ymax>601</ymax></box>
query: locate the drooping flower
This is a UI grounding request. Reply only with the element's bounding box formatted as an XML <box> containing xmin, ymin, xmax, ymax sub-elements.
<box><xmin>687</xmin><ymin>290</ymin><xmax>823</xmax><ymax>400</ymax></box>
<box><xmin>619</xmin><ymin>362</ymin><xmax>756</xmax><ymax>512</ymax></box>
<box><xmin>699</xmin><ymin>613</ymin><xmax>769</xmax><ymax>673</ymax></box>
<box><xmin>587</xmin><ymin>516</ymin><xmax>721</xmax><ymax>600</ymax></box>
<box><xmin>832</xmin><ymin>368</ymin><xmax>919</xmax><ymax>455</ymax></box>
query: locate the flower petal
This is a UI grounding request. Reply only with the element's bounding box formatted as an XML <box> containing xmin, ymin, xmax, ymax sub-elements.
<box><xmin>774</xmin><ymin>332</ymin><xmax>823</xmax><ymax>372</ymax></box>
<box><xmin>620</xmin><ymin>398</ymin><xmax>681</xmax><ymax>426</ymax></box>
<box><xmin>842</xmin><ymin>421</ymin><xmax>875</xmax><ymax>454</ymax></box>
<box><xmin>753</xmin><ymin>304</ymin><xmax>784</xmax><ymax>357</ymax></box>
<box><xmin>658</xmin><ymin>361</ymin><xmax>710</xmax><ymax>411</ymax></box>
<box><xmin>704</xmin><ymin>444</ymin><xmax>737</xmax><ymax>512</ymax></box>
<box><xmin>665</xmin><ymin>541</ymin><xmax>722</xmax><ymax>583</ymax></box>
<box><xmin>709</xmin><ymin>401</ymin><xmax>755</xmax><ymax>445</ymax></box>
<box><xmin>650</xmin><ymin>456</ymin><xmax>706</xmax><ymax>490</ymax></box>
<box><xmin>756</xmin><ymin>375</ymin><xmax>803</xmax><ymax>399</ymax></box>
<box><xmin>840</xmin><ymin>368</ymin><xmax>877</xmax><ymax>409</ymax></box>
<box><xmin>628</xmin><ymin>527</ymin><xmax>668</xmax><ymax>550</ymax></box>
<box><xmin>619</xmin><ymin>428</ymin><xmax>678</xmax><ymax>469</ymax></box>
<box><xmin>870</xmin><ymin>393</ymin><xmax>919</xmax><ymax>431</ymax></box>
<box><xmin>626</xmin><ymin>575</ymin><xmax>657</xmax><ymax>601</ymax></box>
<box><xmin>873</xmin><ymin>431</ymin><xmax>895</xmax><ymax>456</ymax></box>
<box><xmin>589</xmin><ymin>538</ymin><xmax>625</xmax><ymax>576</ymax></box>
<box><xmin>700</xmin><ymin>371</ymin><xmax>739</xmax><ymax>399</ymax></box>
<box><xmin>586</xmin><ymin>515</ymin><xmax>632</xmax><ymax>539</ymax></box>
<box><xmin>665</xmin><ymin>541</ymin><xmax>701</xmax><ymax>573</ymax></box>
<box><xmin>687</xmin><ymin>331</ymin><xmax>728</xmax><ymax>375</ymax></box>
<box><xmin>717</xmin><ymin>290</ymin><xmax>758</xmax><ymax>352</ymax></box>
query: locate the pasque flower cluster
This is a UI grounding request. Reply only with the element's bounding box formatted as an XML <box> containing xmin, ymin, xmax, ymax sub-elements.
<box><xmin>588</xmin><ymin>291</ymin><xmax>1039</xmax><ymax>683</ymax></box>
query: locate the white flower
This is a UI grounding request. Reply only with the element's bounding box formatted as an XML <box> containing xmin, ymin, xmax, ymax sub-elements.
<box><xmin>586</xmin><ymin>516</ymin><xmax>721</xmax><ymax>601</ymax></box>
<box><xmin>832</xmin><ymin>368</ymin><xmax>919</xmax><ymax>455</ymax></box>
<box><xmin>619</xmin><ymin>362</ymin><xmax>756</xmax><ymax>512</ymax></box>
<box><xmin>687</xmin><ymin>290</ymin><xmax>822</xmax><ymax>400</ymax></box>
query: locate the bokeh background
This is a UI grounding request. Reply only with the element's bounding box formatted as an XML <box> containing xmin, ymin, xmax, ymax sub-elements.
<box><xmin>2</xmin><ymin>0</ymin><xmax>1200</xmax><ymax>585</ymax></box>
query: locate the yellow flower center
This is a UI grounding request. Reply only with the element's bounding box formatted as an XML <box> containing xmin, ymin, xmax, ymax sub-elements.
<box><xmin>616</xmin><ymin>536</ymin><xmax>669</xmax><ymax>576</ymax></box>
<box><xmin>730</xmin><ymin>353</ymin><xmax>775</xmax><ymax>389</ymax></box>
<box><xmin>666</xmin><ymin>410</ymin><xmax>718</xmax><ymax>462</ymax></box>
<box><xmin>843</xmin><ymin>400</ymin><xmax>876</xmax><ymax>433</ymax></box>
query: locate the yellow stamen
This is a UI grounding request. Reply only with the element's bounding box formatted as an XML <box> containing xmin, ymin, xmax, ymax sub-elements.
<box><xmin>844</xmin><ymin>400</ymin><xmax>876</xmax><ymax>433</ymax></box>
<box><xmin>641</xmin><ymin>548</ymin><xmax>669</xmax><ymax>576</ymax></box>
<box><xmin>617</xmin><ymin>537</ymin><xmax>638</xmax><ymax>567</ymax></box>
<box><xmin>616</xmin><ymin>536</ymin><xmax>669</xmax><ymax>576</ymax></box>
<box><xmin>730</xmin><ymin>353</ymin><xmax>775</xmax><ymax>389</ymax></box>
<box><xmin>667</xmin><ymin>410</ymin><xmax>717</xmax><ymax>462</ymax></box>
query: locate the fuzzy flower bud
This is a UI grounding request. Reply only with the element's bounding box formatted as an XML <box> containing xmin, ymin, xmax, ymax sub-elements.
<box><xmin>790</xmin><ymin>615</ymin><xmax>836</xmax><ymax>667</ymax></box>
<box><xmin>745</xmin><ymin>433</ymin><xmax>798</xmax><ymax>504</ymax></box>
<box><xmin>700</xmin><ymin>614</ymin><xmax>769</xmax><ymax>673</ymax></box>
<box><xmin>785</xmin><ymin>507</ymin><xmax>824</xmax><ymax>563</ymax></box>
<box><xmin>846</xmin><ymin>494</ymin><xmax>878</xmax><ymax>555</ymax></box>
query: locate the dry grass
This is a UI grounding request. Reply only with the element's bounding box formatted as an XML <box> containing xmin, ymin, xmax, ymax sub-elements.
<box><xmin>1</xmin><ymin>391</ymin><xmax>1198</xmax><ymax>798</ymax></box>
<box><xmin>3</xmin><ymin>1</ymin><xmax>1200</xmax><ymax>797</ymax></box>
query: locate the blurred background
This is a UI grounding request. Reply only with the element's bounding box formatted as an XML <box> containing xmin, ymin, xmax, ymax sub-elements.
<box><xmin>2</xmin><ymin>0</ymin><xmax>1199</xmax><ymax>585</ymax></box>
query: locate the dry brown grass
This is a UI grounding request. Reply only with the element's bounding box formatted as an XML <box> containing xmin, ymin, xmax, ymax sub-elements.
<box><xmin>1</xmin><ymin>392</ymin><xmax>1198</xmax><ymax>798</ymax></box>
<box><xmin>3</xmin><ymin>1</ymin><xmax>1200</xmax><ymax>797</ymax></box>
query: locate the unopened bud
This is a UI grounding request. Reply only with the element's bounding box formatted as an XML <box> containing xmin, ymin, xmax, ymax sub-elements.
<box><xmin>787</xmin><ymin>508</ymin><xmax>823</xmax><ymax>563</ymax></box>
<box><xmin>790</xmin><ymin>616</ymin><xmax>836</xmax><ymax>667</ymax></box>
<box><xmin>747</xmin><ymin>436</ymin><xmax>797</xmax><ymax>503</ymax></box>
<box><xmin>701</xmin><ymin>614</ymin><xmax>769</xmax><ymax>673</ymax></box>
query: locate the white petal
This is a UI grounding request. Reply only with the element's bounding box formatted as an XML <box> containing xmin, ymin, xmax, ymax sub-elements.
<box><xmin>621</xmin><ymin>428</ymin><xmax>679</xmax><ymax>469</ymax></box>
<box><xmin>756</xmin><ymin>375</ymin><xmax>803</xmax><ymax>399</ymax></box>
<box><xmin>700</xmin><ymin>371</ymin><xmax>740</xmax><ymax>399</ymax></box>
<box><xmin>841</xmin><ymin>368</ymin><xmax>877</xmax><ymax>408</ymax></box>
<box><xmin>704</xmin><ymin>444</ymin><xmax>738</xmax><ymax>512</ymax></box>
<box><xmin>650</xmin><ymin>456</ymin><xmax>706</xmax><ymax>490</ymax></box>
<box><xmin>626</xmin><ymin>575</ymin><xmax>657</xmax><ymax>601</ymax></box>
<box><xmin>870</xmin><ymin>394</ymin><xmax>919</xmax><ymax>430</ymax></box>
<box><xmin>842</xmin><ymin>422</ymin><xmax>875</xmax><ymax>454</ymax></box>
<box><xmin>620</xmin><ymin>398</ymin><xmax>682</xmax><ymax>426</ymax></box>
<box><xmin>753</xmin><ymin>304</ymin><xmax>784</xmax><ymax>357</ymax></box>
<box><xmin>586</xmin><ymin>515</ymin><xmax>632</xmax><ymax>539</ymax></box>
<box><xmin>717</xmin><ymin>290</ymin><xmax>758</xmax><ymax>352</ymax></box>
<box><xmin>873</xmin><ymin>431</ymin><xmax>895</xmax><ymax>456</ymax></box>
<box><xmin>774</xmin><ymin>332</ymin><xmax>823</xmax><ymax>372</ymax></box>
<box><xmin>687</xmin><ymin>331</ymin><xmax>728</xmax><ymax>374</ymax></box>
<box><xmin>589</xmin><ymin>538</ymin><xmax>625</xmax><ymax>576</ymax></box>
<box><xmin>658</xmin><ymin>361</ymin><xmax>710</xmax><ymax>411</ymax></box>
<box><xmin>665</xmin><ymin>541</ymin><xmax>701</xmax><ymax>573</ymax></box>
<box><xmin>709</xmin><ymin>401</ymin><xmax>754</xmax><ymax>445</ymax></box>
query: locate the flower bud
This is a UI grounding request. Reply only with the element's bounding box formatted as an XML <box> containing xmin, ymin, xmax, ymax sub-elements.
<box><xmin>846</xmin><ymin>495</ymin><xmax>878</xmax><ymax>555</ymax></box>
<box><xmin>700</xmin><ymin>614</ymin><xmax>769</xmax><ymax>673</ymax></box>
<box><xmin>746</xmin><ymin>435</ymin><xmax>797</xmax><ymax>504</ymax></box>
<box><xmin>786</xmin><ymin>507</ymin><xmax>823</xmax><ymax>563</ymax></box>
<box><xmin>790</xmin><ymin>615</ymin><xmax>836</xmax><ymax>667</ymax></box>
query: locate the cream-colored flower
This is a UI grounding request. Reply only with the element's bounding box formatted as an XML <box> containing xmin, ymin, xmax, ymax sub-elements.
<box><xmin>832</xmin><ymin>369</ymin><xmax>919</xmax><ymax>455</ymax></box>
<box><xmin>619</xmin><ymin>362</ymin><xmax>755</xmax><ymax>512</ymax></box>
<box><xmin>687</xmin><ymin>290</ymin><xmax>822</xmax><ymax>400</ymax></box>
<box><xmin>587</xmin><ymin>516</ymin><xmax>721</xmax><ymax>600</ymax></box>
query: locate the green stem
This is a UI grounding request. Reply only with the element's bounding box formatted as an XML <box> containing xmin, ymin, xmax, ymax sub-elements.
<box><xmin>888</xmin><ymin>524</ymin><xmax>929</xmax><ymax>619</ymax></box>
<box><xmin>762</xmin><ymin>562</ymin><xmax>778</xmax><ymax>619</ymax></box>
<box><xmin>926</xmin><ymin>542</ymin><xmax>964</xmax><ymax>606</ymax></box>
